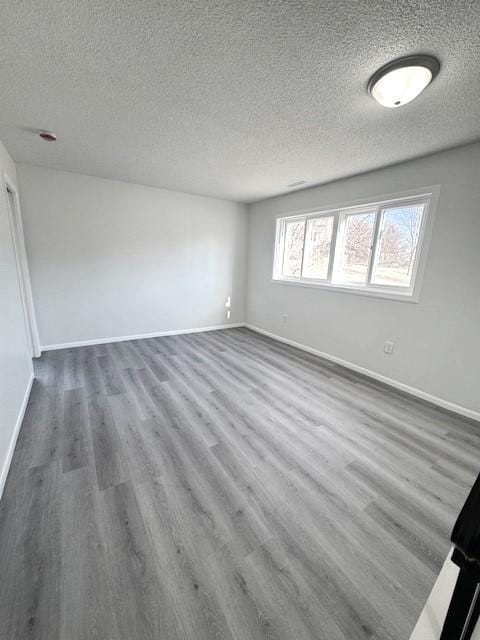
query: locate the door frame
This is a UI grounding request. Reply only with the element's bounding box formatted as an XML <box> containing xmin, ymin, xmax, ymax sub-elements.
<box><xmin>3</xmin><ymin>171</ymin><xmax>41</xmax><ymax>357</ymax></box>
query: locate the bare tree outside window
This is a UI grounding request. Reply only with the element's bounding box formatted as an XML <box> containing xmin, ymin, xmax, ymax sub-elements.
<box><xmin>303</xmin><ymin>217</ymin><xmax>334</xmax><ymax>279</ymax></box>
<box><xmin>336</xmin><ymin>212</ymin><xmax>375</xmax><ymax>283</ymax></box>
<box><xmin>372</xmin><ymin>205</ymin><xmax>424</xmax><ymax>286</ymax></box>
<box><xmin>282</xmin><ymin>220</ymin><xmax>305</xmax><ymax>277</ymax></box>
<box><xmin>273</xmin><ymin>193</ymin><xmax>429</xmax><ymax>298</ymax></box>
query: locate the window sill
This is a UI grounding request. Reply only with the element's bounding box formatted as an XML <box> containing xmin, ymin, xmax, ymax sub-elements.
<box><xmin>271</xmin><ymin>277</ymin><xmax>419</xmax><ymax>303</ymax></box>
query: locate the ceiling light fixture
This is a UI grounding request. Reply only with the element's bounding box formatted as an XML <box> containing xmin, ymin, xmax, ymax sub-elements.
<box><xmin>39</xmin><ymin>131</ymin><xmax>57</xmax><ymax>142</ymax></box>
<box><xmin>368</xmin><ymin>55</ymin><xmax>440</xmax><ymax>108</ymax></box>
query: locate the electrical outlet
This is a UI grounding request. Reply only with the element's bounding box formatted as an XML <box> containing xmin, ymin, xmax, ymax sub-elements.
<box><xmin>282</xmin><ymin>314</ymin><xmax>288</xmax><ymax>324</ymax></box>
<box><xmin>226</xmin><ymin>309</ymin><xmax>231</xmax><ymax>320</ymax></box>
<box><xmin>225</xmin><ymin>296</ymin><xmax>231</xmax><ymax>308</ymax></box>
<box><xmin>384</xmin><ymin>340</ymin><xmax>394</xmax><ymax>355</ymax></box>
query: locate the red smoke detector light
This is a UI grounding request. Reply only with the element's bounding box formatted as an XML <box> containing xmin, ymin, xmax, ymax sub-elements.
<box><xmin>39</xmin><ymin>131</ymin><xmax>57</xmax><ymax>142</ymax></box>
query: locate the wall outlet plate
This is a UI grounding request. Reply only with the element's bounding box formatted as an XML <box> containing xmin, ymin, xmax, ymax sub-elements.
<box><xmin>384</xmin><ymin>340</ymin><xmax>394</xmax><ymax>355</ymax></box>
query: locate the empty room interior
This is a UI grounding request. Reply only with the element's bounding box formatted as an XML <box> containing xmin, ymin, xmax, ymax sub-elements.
<box><xmin>2</xmin><ymin>2</ymin><xmax>480</xmax><ymax>639</ymax></box>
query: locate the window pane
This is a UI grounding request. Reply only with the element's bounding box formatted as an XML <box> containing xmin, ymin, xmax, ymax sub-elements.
<box><xmin>334</xmin><ymin>211</ymin><xmax>376</xmax><ymax>284</ymax></box>
<box><xmin>372</xmin><ymin>204</ymin><xmax>424</xmax><ymax>287</ymax></box>
<box><xmin>302</xmin><ymin>216</ymin><xmax>334</xmax><ymax>279</ymax></box>
<box><xmin>282</xmin><ymin>219</ymin><xmax>305</xmax><ymax>277</ymax></box>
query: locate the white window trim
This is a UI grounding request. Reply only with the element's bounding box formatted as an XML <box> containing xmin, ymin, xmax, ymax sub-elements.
<box><xmin>272</xmin><ymin>185</ymin><xmax>440</xmax><ymax>303</ymax></box>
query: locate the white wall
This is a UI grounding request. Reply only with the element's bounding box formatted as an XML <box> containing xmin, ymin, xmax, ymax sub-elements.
<box><xmin>17</xmin><ymin>164</ymin><xmax>248</xmax><ymax>348</ymax></box>
<box><xmin>246</xmin><ymin>142</ymin><xmax>480</xmax><ymax>417</ymax></box>
<box><xmin>0</xmin><ymin>141</ymin><xmax>33</xmax><ymax>496</ymax></box>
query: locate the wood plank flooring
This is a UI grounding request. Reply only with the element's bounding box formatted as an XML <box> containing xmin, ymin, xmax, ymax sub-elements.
<box><xmin>1</xmin><ymin>327</ymin><xmax>478</xmax><ymax>640</ymax></box>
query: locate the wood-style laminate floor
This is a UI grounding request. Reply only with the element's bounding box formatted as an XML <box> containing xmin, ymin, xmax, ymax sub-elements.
<box><xmin>1</xmin><ymin>328</ymin><xmax>478</xmax><ymax>640</ymax></box>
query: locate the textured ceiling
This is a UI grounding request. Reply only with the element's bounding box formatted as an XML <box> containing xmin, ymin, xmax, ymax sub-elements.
<box><xmin>1</xmin><ymin>1</ymin><xmax>479</xmax><ymax>202</ymax></box>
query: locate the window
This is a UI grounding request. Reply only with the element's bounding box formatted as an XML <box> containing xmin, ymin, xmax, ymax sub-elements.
<box><xmin>273</xmin><ymin>191</ymin><xmax>433</xmax><ymax>300</ymax></box>
<box><xmin>371</xmin><ymin>204</ymin><xmax>424</xmax><ymax>288</ymax></box>
<box><xmin>334</xmin><ymin>210</ymin><xmax>376</xmax><ymax>284</ymax></box>
<box><xmin>282</xmin><ymin>219</ymin><xmax>305</xmax><ymax>277</ymax></box>
<box><xmin>302</xmin><ymin>216</ymin><xmax>334</xmax><ymax>279</ymax></box>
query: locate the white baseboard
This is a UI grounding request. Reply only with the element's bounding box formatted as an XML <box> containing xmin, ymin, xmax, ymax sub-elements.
<box><xmin>41</xmin><ymin>322</ymin><xmax>246</xmax><ymax>352</ymax></box>
<box><xmin>245</xmin><ymin>324</ymin><xmax>480</xmax><ymax>423</ymax></box>
<box><xmin>0</xmin><ymin>372</ymin><xmax>34</xmax><ymax>501</ymax></box>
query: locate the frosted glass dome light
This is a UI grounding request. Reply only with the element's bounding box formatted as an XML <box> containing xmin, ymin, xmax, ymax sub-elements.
<box><xmin>368</xmin><ymin>55</ymin><xmax>440</xmax><ymax>108</ymax></box>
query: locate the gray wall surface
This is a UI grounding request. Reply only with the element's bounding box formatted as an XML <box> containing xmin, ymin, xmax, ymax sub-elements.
<box><xmin>246</xmin><ymin>143</ymin><xmax>480</xmax><ymax>415</ymax></box>
<box><xmin>18</xmin><ymin>164</ymin><xmax>248</xmax><ymax>347</ymax></box>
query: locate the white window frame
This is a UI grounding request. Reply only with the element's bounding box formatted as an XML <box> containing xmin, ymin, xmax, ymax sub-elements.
<box><xmin>272</xmin><ymin>186</ymin><xmax>440</xmax><ymax>302</ymax></box>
